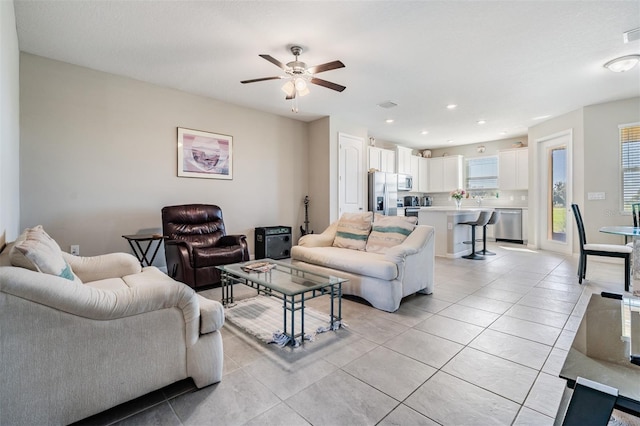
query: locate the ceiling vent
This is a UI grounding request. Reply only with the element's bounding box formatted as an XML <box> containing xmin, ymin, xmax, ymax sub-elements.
<box><xmin>377</xmin><ymin>101</ymin><xmax>398</xmax><ymax>109</ymax></box>
<box><xmin>624</xmin><ymin>28</ymin><xmax>640</xmax><ymax>43</ymax></box>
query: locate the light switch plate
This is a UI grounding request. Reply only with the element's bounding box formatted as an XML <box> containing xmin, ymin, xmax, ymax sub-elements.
<box><xmin>587</xmin><ymin>192</ymin><xmax>606</xmax><ymax>200</ymax></box>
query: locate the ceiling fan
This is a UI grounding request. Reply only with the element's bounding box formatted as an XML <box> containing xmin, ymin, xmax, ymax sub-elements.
<box><xmin>241</xmin><ymin>45</ymin><xmax>346</xmax><ymax>100</ymax></box>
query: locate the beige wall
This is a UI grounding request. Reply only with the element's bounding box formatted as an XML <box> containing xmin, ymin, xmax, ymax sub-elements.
<box><xmin>20</xmin><ymin>53</ymin><xmax>309</xmax><ymax>264</ymax></box>
<box><xmin>583</xmin><ymin>97</ymin><xmax>640</xmax><ymax>244</ymax></box>
<box><xmin>528</xmin><ymin>97</ymin><xmax>640</xmax><ymax>252</ymax></box>
<box><xmin>0</xmin><ymin>1</ymin><xmax>21</xmax><ymax>247</ymax></box>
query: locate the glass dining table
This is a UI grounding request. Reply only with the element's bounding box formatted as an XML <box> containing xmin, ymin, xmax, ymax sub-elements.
<box><xmin>600</xmin><ymin>226</ymin><xmax>640</xmax><ymax>295</ymax></box>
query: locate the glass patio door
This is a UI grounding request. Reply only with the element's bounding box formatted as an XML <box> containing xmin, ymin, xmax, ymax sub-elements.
<box><xmin>538</xmin><ymin>130</ymin><xmax>573</xmax><ymax>253</ymax></box>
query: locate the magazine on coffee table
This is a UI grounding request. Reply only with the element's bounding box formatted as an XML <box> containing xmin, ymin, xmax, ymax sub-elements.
<box><xmin>241</xmin><ymin>261</ymin><xmax>276</xmax><ymax>273</ymax></box>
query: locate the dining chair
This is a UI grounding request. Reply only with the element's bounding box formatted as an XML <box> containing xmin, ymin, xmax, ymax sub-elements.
<box><xmin>571</xmin><ymin>204</ymin><xmax>632</xmax><ymax>291</ymax></box>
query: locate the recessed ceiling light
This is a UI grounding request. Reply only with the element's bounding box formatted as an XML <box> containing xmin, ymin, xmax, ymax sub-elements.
<box><xmin>500</xmin><ymin>131</ymin><xmax>507</xmax><ymax>135</ymax></box>
<box><xmin>477</xmin><ymin>120</ymin><xmax>486</xmax><ymax>125</ymax></box>
<box><xmin>385</xmin><ymin>119</ymin><xmax>394</xmax><ymax>123</ymax></box>
<box><xmin>421</xmin><ymin>130</ymin><xmax>429</xmax><ymax>135</ymax></box>
<box><xmin>533</xmin><ymin>115</ymin><xmax>551</xmax><ymax>120</ymax></box>
<box><xmin>446</xmin><ymin>104</ymin><xmax>457</xmax><ymax>110</ymax></box>
<box><xmin>447</xmin><ymin>140</ymin><xmax>454</xmax><ymax>143</ymax></box>
<box><xmin>604</xmin><ymin>55</ymin><xmax>640</xmax><ymax>72</ymax></box>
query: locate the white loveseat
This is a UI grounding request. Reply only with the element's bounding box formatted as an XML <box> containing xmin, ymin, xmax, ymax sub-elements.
<box><xmin>291</xmin><ymin>214</ymin><xmax>435</xmax><ymax>312</ymax></box>
<box><xmin>0</xmin><ymin>227</ymin><xmax>224</xmax><ymax>426</ymax></box>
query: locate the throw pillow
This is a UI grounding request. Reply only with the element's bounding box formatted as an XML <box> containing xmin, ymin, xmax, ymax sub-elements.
<box><xmin>9</xmin><ymin>225</ymin><xmax>78</xmax><ymax>282</ymax></box>
<box><xmin>366</xmin><ymin>215</ymin><xmax>417</xmax><ymax>254</ymax></box>
<box><xmin>332</xmin><ymin>212</ymin><xmax>373</xmax><ymax>251</ymax></box>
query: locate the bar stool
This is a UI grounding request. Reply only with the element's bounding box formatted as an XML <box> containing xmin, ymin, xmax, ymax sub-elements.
<box><xmin>478</xmin><ymin>210</ymin><xmax>500</xmax><ymax>256</ymax></box>
<box><xmin>460</xmin><ymin>211</ymin><xmax>492</xmax><ymax>260</ymax></box>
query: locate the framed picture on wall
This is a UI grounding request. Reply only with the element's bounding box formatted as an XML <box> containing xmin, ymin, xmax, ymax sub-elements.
<box><xmin>177</xmin><ymin>127</ymin><xmax>233</xmax><ymax>179</ymax></box>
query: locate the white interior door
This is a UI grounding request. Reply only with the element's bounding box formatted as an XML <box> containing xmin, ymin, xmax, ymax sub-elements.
<box><xmin>338</xmin><ymin>133</ymin><xmax>364</xmax><ymax>215</ymax></box>
<box><xmin>537</xmin><ymin>130</ymin><xmax>573</xmax><ymax>254</ymax></box>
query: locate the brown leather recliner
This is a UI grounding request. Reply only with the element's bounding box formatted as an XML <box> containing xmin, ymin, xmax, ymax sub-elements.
<box><xmin>161</xmin><ymin>204</ymin><xmax>249</xmax><ymax>289</ymax></box>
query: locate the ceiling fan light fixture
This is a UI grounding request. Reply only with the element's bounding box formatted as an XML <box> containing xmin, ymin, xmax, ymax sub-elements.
<box><xmin>294</xmin><ymin>77</ymin><xmax>307</xmax><ymax>91</ymax></box>
<box><xmin>604</xmin><ymin>55</ymin><xmax>640</xmax><ymax>72</ymax></box>
<box><xmin>281</xmin><ymin>80</ymin><xmax>295</xmax><ymax>97</ymax></box>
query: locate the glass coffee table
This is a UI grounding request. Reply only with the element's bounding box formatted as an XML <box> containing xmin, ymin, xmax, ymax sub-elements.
<box><xmin>217</xmin><ymin>259</ymin><xmax>346</xmax><ymax>346</ymax></box>
<box><xmin>558</xmin><ymin>293</ymin><xmax>640</xmax><ymax>423</ymax></box>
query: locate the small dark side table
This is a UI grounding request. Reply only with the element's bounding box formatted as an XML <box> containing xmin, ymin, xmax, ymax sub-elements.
<box><xmin>122</xmin><ymin>234</ymin><xmax>166</xmax><ymax>267</ymax></box>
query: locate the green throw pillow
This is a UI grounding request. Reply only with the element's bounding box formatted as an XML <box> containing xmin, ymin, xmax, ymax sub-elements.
<box><xmin>332</xmin><ymin>212</ymin><xmax>373</xmax><ymax>251</ymax></box>
<box><xmin>366</xmin><ymin>215</ymin><xmax>417</xmax><ymax>254</ymax></box>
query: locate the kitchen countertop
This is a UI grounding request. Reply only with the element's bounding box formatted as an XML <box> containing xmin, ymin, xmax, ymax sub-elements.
<box><xmin>417</xmin><ymin>206</ymin><xmax>494</xmax><ymax>213</ymax></box>
<box><xmin>421</xmin><ymin>205</ymin><xmax>528</xmax><ymax>211</ymax></box>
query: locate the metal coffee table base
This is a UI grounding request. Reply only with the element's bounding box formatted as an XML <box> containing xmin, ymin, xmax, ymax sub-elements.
<box><xmin>220</xmin><ymin>270</ymin><xmax>343</xmax><ymax>346</ymax></box>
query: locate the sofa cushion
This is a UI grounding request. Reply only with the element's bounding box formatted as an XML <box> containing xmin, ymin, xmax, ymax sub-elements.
<box><xmin>332</xmin><ymin>212</ymin><xmax>373</xmax><ymax>251</ymax></box>
<box><xmin>366</xmin><ymin>215</ymin><xmax>417</xmax><ymax>254</ymax></box>
<box><xmin>292</xmin><ymin>246</ymin><xmax>398</xmax><ymax>280</ymax></box>
<box><xmin>9</xmin><ymin>225</ymin><xmax>80</xmax><ymax>283</ymax></box>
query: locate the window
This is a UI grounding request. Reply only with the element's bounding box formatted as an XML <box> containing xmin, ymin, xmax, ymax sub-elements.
<box><xmin>466</xmin><ymin>156</ymin><xmax>498</xmax><ymax>189</ymax></box>
<box><xmin>621</xmin><ymin>124</ymin><xmax>640</xmax><ymax>212</ymax></box>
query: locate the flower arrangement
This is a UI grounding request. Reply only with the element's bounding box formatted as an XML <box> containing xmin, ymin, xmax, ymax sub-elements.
<box><xmin>450</xmin><ymin>188</ymin><xmax>466</xmax><ymax>200</ymax></box>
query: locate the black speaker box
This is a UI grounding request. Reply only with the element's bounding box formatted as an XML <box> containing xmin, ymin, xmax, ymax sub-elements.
<box><xmin>255</xmin><ymin>226</ymin><xmax>292</xmax><ymax>260</ymax></box>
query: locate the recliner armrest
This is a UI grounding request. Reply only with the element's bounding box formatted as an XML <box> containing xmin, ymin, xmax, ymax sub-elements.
<box><xmin>384</xmin><ymin>225</ymin><xmax>435</xmax><ymax>263</ymax></box>
<box><xmin>61</xmin><ymin>252</ymin><xmax>142</xmax><ymax>282</ymax></box>
<box><xmin>197</xmin><ymin>295</ymin><xmax>225</xmax><ymax>333</ymax></box>
<box><xmin>216</xmin><ymin>234</ymin><xmax>246</xmax><ymax>247</ymax></box>
<box><xmin>297</xmin><ymin>221</ymin><xmax>338</xmax><ymax>248</ymax></box>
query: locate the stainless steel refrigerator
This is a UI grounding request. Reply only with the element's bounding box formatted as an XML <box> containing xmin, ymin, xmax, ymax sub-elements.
<box><xmin>368</xmin><ymin>172</ymin><xmax>398</xmax><ymax>216</ymax></box>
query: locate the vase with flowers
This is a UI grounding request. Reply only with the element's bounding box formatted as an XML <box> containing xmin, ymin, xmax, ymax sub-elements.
<box><xmin>450</xmin><ymin>188</ymin><xmax>466</xmax><ymax>209</ymax></box>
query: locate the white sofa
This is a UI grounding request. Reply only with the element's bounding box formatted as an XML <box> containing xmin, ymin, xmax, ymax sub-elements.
<box><xmin>0</xmin><ymin>232</ymin><xmax>225</xmax><ymax>425</ymax></box>
<box><xmin>291</xmin><ymin>218</ymin><xmax>435</xmax><ymax>312</ymax></box>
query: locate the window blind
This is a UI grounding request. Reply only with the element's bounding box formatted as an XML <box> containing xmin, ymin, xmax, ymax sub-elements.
<box><xmin>621</xmin><ymin>125</ymin><xmax>640</xmax><ymax>212</ymax></box>
<box><xmin>466</xmin><ymin>156</ymin><xmax>498</xmax><ymax>189</ymax></box>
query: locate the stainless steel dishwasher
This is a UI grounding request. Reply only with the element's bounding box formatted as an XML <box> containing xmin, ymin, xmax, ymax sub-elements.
<box><xmin>494</xmin><ymin>208</ymin><xmax>523</xmax><ymax>243</ymax></box>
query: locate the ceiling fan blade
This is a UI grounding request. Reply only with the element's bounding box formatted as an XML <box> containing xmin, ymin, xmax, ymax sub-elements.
<box><xmin>307</xmin><ymin>60</ymin><xmax>345</xmax><ymax>74</ymax></box>
<box><xmin>259</xmin><ymin>54</ymin><xmax>287</xmax><ymax>70</ymax></box>
<box><xmin>240</xmin><ymin>76</ymin><xmax>284</xmax><ymax>84</ymax></box>
<box><xmin>310</xmin><ymin>77</ymin><xmax>346</xmax><ymax>92</ymax></box>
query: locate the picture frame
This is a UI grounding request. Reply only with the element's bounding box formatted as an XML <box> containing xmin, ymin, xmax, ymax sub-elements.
<box><xmin>177</xmin><ymin>127</ymin><xmax>233</xmax><ymax>180</ymax></box>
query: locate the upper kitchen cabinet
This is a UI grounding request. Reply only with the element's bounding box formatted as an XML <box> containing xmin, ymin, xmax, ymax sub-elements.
<box><xmin>498</xmin><ymin>148</ymin><xmax>528</xmax><ymax>190</ymax></box>
<box><xmin>410</xmin><ymin>155</ymin><xmax>429</xmax><ymax>192</ymax></box>
<box><xmin>396</xmin><ymin>146</ymin><xmax>413</xmax><ymax>175</ymax></box>
<box><xmin>369</xmin><ymin>147</ymin><xmax>396</xmax><ymax>173</ymax></box>
<box><xmin>428</xmin><ymin>155</ymin><xmax>463</xmax><ymax>192</ymax></box>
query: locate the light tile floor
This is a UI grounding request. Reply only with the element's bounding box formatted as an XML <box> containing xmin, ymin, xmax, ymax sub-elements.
<box><xmin>76</xmin><ymin>242</ymin><xmax>638</xmax><ymax>426</ymax></box>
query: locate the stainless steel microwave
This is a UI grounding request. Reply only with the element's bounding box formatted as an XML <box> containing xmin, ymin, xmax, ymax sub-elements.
<box><xmin>398</xmin><ymin>174</ymin><xmax>413</xmax><ymax>191</ymax></box>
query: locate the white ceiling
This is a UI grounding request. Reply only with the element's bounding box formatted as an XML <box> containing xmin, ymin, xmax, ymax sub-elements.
<box><xmin>13</xmin><ymin>0</ymin><xmax>640</xmax><ymax>149</ymax></box>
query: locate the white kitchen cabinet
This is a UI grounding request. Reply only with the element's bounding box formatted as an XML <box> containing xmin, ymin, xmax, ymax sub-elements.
<box><xmin>396</xmin><ymin>146</ymin><xmax>413</xmax><ymax>175</ymax></box>
<box><xmin>443</xmin><ymin>155</ymin><xmax>463</xmax><ymax>190</ymax></box>
<box><xmin>428</xmin><ymin>155</ymin><xmax>463</xmax><ymax>192</ymax></box>
<box><xmin>498</xmin><ymin>148</ymin><xmax>528</xmax><ymax>190</ymax></box>
<box><xmin>368</xmin><ymin>147</ymin><xmax>396</xmax><ymax>173</ymax></box>
<box><xmin>409</xmin><ymin>155</ymin><xmax>429</xmax><ymax>192</ymax></box>
<box><xmin>419</xmin><ymin>157</ymin><xmax>429</xmax><ymax>192</ymax></box>
<box><xmin>428</xmin><ymin>157</ymin><xmax>444</xmax><ymax>192</ymax></box>
<box><xmin>382</xmin><ymin>149</ymin><xmax>396</xmax><ymax>173</ymax></box>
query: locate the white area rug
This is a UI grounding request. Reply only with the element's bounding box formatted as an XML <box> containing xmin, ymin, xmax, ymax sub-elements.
<box><xmin>224</xmin><ymin>295</ymin><xmax>340</xmax><ymax>347</ymax></box>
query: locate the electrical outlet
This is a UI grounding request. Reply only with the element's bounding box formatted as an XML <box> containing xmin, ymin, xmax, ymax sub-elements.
<box><xmin>70</xmin><ymin>245</ymin><xmax>80</xmax><ymax>256</ymax></box>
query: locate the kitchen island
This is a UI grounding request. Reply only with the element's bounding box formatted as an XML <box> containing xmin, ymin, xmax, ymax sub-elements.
<box><xmin>418</xmin><ymin>207</ymin><xmax>494</xmax><ymax>258</ymax></box>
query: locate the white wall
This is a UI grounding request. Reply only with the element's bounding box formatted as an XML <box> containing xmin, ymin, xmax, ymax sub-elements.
<box><xmin>528</xmin><ymin>98</ymin><xmax>640</xmax><ymax>251</ymax></box>
<box><xmin>583</xmin><ymin>97</ymin><xmax>640</xmax><ymax>244</ymax></box>
<box><xmin>20</xmin><ymin>54</ymin><xmax>309</xmax><ymax>264</ymax></box>
<box><xmin>0</xmin><ymin>1</ymin><xmax>21</xmax><ymax>247</ymax></box>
